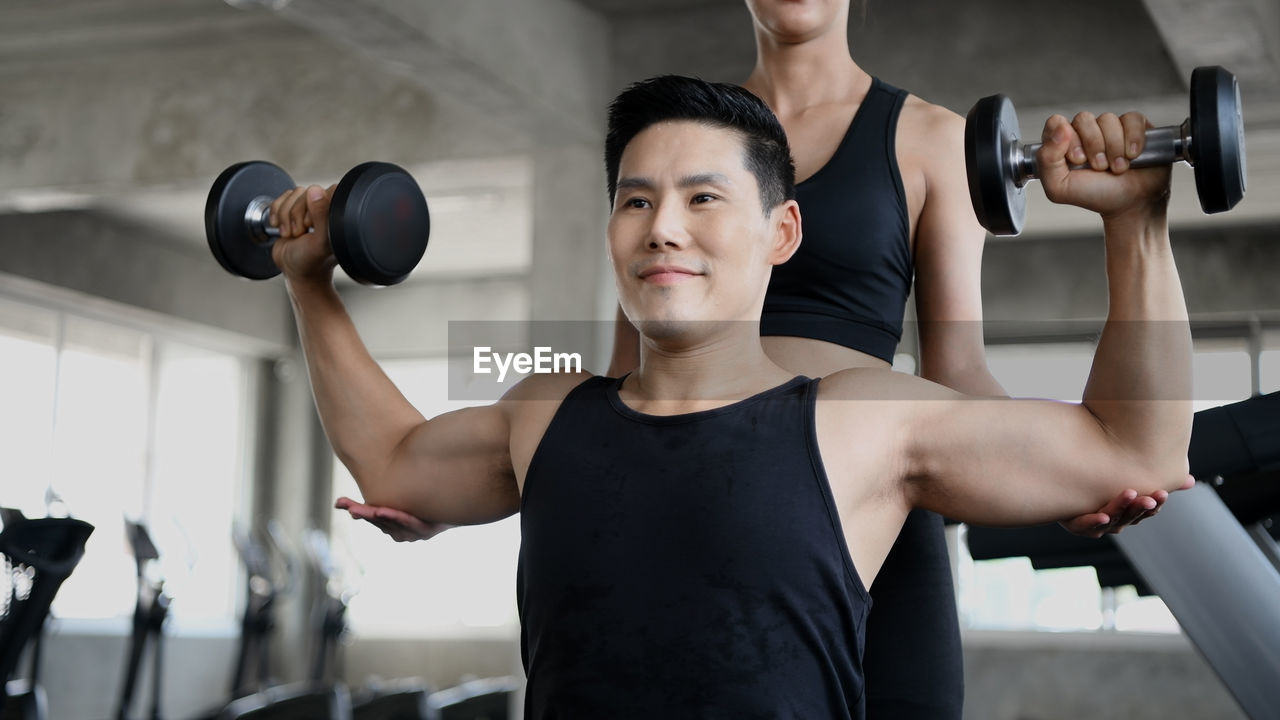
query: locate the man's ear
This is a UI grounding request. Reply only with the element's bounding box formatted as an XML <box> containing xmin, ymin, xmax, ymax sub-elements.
<box><xmin>768</xmin><ymin>199</ymin><xmax>802</xmax><ymax>266</ymax></box>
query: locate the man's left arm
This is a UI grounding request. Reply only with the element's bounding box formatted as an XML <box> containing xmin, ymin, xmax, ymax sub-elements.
<box><xmin>901</xmin><ymin>110</ymin><xmax>1192</xmax><ymax>526</ymax></box>
<box><xmin>911</xmin><ymin>106</ymin><xmax>1177</xmax><ymax>533</ymax></box>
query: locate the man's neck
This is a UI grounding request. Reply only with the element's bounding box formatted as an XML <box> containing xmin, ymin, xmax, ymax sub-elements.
<box><xmin>621</xmin><ymin>332</ymin><xmax>796</xmax><ymax>416</ymax></box>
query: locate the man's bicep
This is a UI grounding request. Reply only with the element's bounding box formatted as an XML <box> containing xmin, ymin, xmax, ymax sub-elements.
<box><xmin>906</xmin><ymin>397</ymin><xmax>1143</xmax><ymax>526</ymax></box>
<box><xmin>377</xmin><ymin>402</ymin><xmax>519</xmax><ymax>526</ymax></box>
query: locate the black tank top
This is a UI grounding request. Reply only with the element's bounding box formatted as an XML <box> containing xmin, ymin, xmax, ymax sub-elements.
<box><xmin>517</xmin><ymin>375</ymin><xmax>870</xmax><ymax>719</ymax></box>
<box><xmin>762</xmin><ymin>77</ymin><xmax>913</xmax><ymax>363</ymax></box>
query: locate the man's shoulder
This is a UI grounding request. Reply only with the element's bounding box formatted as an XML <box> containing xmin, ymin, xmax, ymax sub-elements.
<box><xmin>501</xmin><ymin>371</ymin><xmax>599</xmax><ymax>478</ymax></box>
<box><xmin>817</xmin><ymin>367</ymin><xmax>928</xmax><ymax>401</ymax></box>
<box><xmin>501</xmin><ymin>370</ymin><xmax>597</xmax><ymax>408</ymax></box>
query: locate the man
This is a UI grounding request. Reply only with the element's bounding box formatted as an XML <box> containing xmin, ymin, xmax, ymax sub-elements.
<box><xmin>269</xmin><ymin>75</ymin><xmax>1191</xmax><ymax>718</ymax></box>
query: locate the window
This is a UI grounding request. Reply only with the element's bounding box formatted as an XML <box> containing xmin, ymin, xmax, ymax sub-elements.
<box><xmin>0</xmin><ymin>295</ymin><xmax>250</xmax><ymax>629</ymax></box>
<box><xmin>985</xmin><ymin>341</ymin><xmax>1094</xmax><ymax>401</ymax></box>
<box><xmin>48</xmin><ymin>318</ymin><xmax>151</xmax><ymax>619</ymax></box>
<box><xmin>0</xmin><ymin>298</ymin><xmax>58</xmax><ymax>516</ymax></box>
<box><xmin>330</xmin><ymin>358</ymin><xmax>521</xmax><ymax>638</ymax></box>
<box><xmin>1190</xmin><ymin>338</ymin><xmax>1251</xmax><ymax>413</ymax></box>
<box><xmin>145</xmin><ymin>344</ymin><xmax>247</xmax><ymax>622</ymax></box>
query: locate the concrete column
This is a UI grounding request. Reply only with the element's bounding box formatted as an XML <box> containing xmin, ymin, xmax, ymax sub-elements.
<box><xmin>530</xmin><ymin>142</ymin><xmax>611</xmax><ymax>373</ymax></box>
<box><xmin>254</xmin><ymin>352</ymin><xmax>329</xmax><ymax>684</ymax></box>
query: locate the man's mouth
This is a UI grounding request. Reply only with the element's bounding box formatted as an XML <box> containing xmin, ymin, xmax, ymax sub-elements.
<box><xmin>638</xmin><ymin>264</ymin><xmax>700</xmax><ymax>284</ymax></box>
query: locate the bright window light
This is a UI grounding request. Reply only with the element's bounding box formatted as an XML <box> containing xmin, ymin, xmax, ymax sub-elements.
<box><xmin>1191</xmin><ymin>342</ymin><xmax>1251</xmax><ymax>413</ymax></box>
<box><xmin>50</xmin><ymin>318</ymin><xmax>151</xmax><ymax>620</ymax></box>
<box><xmin>0</xmin><ymin>295</ymin><xmax>248</xmax><ymax>629</ymax></box>
<box><xmin>986</xmin><ymin>341</ymin><xmax>1094</xmax><ymax>401</ymax></box>
<box><xmin>146</xmin><ymin>343</ymin><xmax>245</xmax><ymax>623</ymax></box>
<box><xmin>0</xmin><ymin>298</ymin><xmax>58</xmax><ymax>516</ymax></box>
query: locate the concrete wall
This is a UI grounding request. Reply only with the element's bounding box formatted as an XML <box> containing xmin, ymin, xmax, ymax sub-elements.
<box><xmin>0</xmin><ymin>210</ymin><xmax>293</xmax><ymax>353</ymax></box>
<box><xmin>38</xmin><ymin>630</ymin><xmax>239</xmax><ymax>720</ymax></box>
<box><xmin>982</xmin><ymin>223</ymin><xmax>1280</xmax><ymax>325</ymax></box>
<box><xmin>604</xmin><ymin>0</ymin><xmax>1184</xmax><ymax>111</ymax></box>
<box><xmin>962</xmin><ymin>631</ymin><xmax>1248</xmax><ymax>720</ymax></box>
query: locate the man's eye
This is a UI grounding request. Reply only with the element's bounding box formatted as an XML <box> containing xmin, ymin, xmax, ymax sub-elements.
<box><xmin>625</xmin><ymin>197</ymin><xmax>651</xmax><ymax>209</ymax></box>
<box><xmin>692</xmin><ymin>194</ymin><xmax>717</xmax><ymax>204</ymax></box>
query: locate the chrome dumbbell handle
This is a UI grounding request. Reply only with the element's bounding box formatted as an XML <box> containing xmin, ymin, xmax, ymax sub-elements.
<box><xmin>1012</xmin><ymin>120</ymin><xmax>1193</xmax><ymax>187</ymax></box>
<box><xmin>244</xmin><ymin>195</ymin><xmax>281</xmax><ymax>244</ymax></box>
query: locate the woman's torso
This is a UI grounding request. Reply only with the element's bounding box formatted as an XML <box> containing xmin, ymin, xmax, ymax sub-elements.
<box><xmin>759</xmin><ymin>75</ymin><xmax>931</xmax><ymax>377</ymax></box>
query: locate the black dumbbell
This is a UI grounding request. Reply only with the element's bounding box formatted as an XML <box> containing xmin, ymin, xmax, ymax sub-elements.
<box><xmin>965</xmin><ymin>65</ymin><xmax>1246</xmax><ymax>236</ymax></box>
<box><xmin>205</xmin><ymin>161</ymin><xmax>431</xmax><ymax>286</ymax></box>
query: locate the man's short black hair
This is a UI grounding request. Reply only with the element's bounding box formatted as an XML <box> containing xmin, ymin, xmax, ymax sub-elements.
<box><xmin>605</xmin><ymin>75</ymin><xmax>796</xmax><ymax>214</ymax></box>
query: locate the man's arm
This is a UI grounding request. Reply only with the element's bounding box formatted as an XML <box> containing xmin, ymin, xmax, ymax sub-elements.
<box><xmin>272</xmin><ymin>185</ymin><xmax>522</xmax><ymax>525</ymax></box>
<box><xmin>900</xmin><ymin>111</ymin><xmax>1191</xmax><ymax>525</ymax></box>
<box><xmin>911</xmin><ymin>106</ymin><xmax>1170</xmax><ymax>534</ymax></box>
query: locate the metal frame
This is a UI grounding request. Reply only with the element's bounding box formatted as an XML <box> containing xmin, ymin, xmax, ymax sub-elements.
<box><xmin>1114</xmin><ymin>482</ymin><xmax>1280</xmax><ymax>719</ymax></box>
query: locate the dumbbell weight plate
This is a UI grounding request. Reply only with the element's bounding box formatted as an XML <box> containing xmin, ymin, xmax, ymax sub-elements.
<box><xmin>205</xmin><ymin>161</ymin><xmax>294</xmax><ymax>280</ymax></box>
<box><xmin>329</xmin><ymin>162</ymin><xmax>431</xmax><ymax>287</ymax></box>
<box><xmin>965</xmin><ymin>94</ymin><xmax>1026</xmax><ymax>236</ymax></box>
<box><xmin>1190</xmin><ymin>66</ymin><xmax>1247</xmax><ymax>215</ymax></box>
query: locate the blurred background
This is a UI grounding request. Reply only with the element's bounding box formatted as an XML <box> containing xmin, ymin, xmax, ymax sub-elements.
<box><xmin>1</xmin><ymin>0</ymin><xmax>1277</xmax><ymax>718</ymax></box>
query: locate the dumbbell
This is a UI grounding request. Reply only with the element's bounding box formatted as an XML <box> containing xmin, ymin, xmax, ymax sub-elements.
<box><xmin>965</xmin><ymin>65</ymin><xmax>1246</xmax><ymax>236</ymax></box>
<box><xmin>205</xmin><ymin>161</ymin><xmax>430</xmax><ymax>286</ymax></box>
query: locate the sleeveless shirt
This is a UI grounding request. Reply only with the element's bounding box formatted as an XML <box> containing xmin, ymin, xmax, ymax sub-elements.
<box><xmin>761</xmin><ymin>77</ymin><xmax>913</xmax><ymax>363</ymax></box>
<box><xmin>517</xmin><ymin>375</ymin><xmax>870</xmax><ymax>719</ymax></box>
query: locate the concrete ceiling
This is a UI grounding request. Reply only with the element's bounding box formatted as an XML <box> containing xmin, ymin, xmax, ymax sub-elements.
<box><xmin>1</xmin><ymin>0</ymin><xmax>1277</xmax><ymax>281</ymax></box>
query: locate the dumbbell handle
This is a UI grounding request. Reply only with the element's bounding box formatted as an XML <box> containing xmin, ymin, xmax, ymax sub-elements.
<box><xmin>244</xmin><ymin>195</ymin><xmax>281</xmax><ymax>245</ymax></box>
<box><xmin>245</xmin><ymin>194</ymin><xmax>319</xmax><ymax>245</ymax></box>
<box><xmin>1013</xmin><ymin>119</ymin><xmax>1192</xmax><ymax>188</ymax></box>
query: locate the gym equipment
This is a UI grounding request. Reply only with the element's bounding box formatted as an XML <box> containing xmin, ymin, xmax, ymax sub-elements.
<box><xmin>203</xmin><ymin>523</ymin><xmax>357</xmax><ymax>720</ymax></box>
<box><xmin>965</xmin><ymin>65</ymin><xmax>1246</xmax><ymax>235</ymax></box>
<box><xmin>0</xmin><ymin>510</ymin><xmax>94</xmax><ymax>720</ymax></box>
<box><xmin>967</xmin><ymin>391</ymin><xmax>1280</xmax><ymax>719</ymax></box>
<box><xmin>115</xmin><ymin>521</ymin><xmax>170</xmax><ymax>720</ymax></box>
<box><xmin>215</xmin><ymin>681</ymin><xmax>351</xmax><ymax>720</ymax></box>
<box><xmin>303</xmin><ymin>529</ymin><xmax>352</xmax><ymax>687</ymax></box>
<box><xmin>352</xmin><ymin>679</ymin><xmax>435</xmax><ymax>720</ymax></box>
<box><xmin>205</xmin><ymin>161</ymin><xmax>431</xmax><ymax>286</ymax></box>
<box><xmin>303</xmin><ymin>527</ymin><xmax>520</xmax><ymax>720</ymax></box>
<box><xmin>303</xmin><ymin>530</ymin><xmax>438</xmax><ymax>720</ymax></box>
<box><xmin>427</xmin><ymin>677</ymin><xmax>519</xmax><ymax>720</ymax></box>
<box><xmin>229</xmin><ymin>521</ymin><xmax>295</xmax><ymax>701</ymax></box>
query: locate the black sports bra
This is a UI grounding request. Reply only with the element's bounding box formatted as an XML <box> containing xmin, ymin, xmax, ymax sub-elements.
<box><xmin>761</xmin><ymin>77</ymin><xmax>913</xmax><ymax>363</ymax></box>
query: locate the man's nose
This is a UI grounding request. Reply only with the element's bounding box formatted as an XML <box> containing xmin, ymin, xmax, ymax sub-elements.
<box><xmin>648</xmin><ymin>200</ymin><xmax>689</xmax><ymax>250</ymax></box>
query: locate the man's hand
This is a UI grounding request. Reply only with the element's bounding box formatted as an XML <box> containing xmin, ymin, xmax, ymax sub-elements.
<box><xmin>335</xmin><ymin>496</ymin><xmax>453</xmax><ymax>543</ymax></box>
<box><xmin>269</xmin><ymin>184</ymin><xmax>340</xmax><ymax>284</ymax></box>
<box><xmin>1059</xmin><ymin>475</ymin><xmax>1194</xmax><ymax>538</ymax></box>
<box><xmin>1037</xmin><ymin>112</ymin><xmax>1172</xmax><ymax>221</ymax></box>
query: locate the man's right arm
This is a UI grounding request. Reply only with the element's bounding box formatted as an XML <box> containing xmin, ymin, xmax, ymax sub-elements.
<box><xmin>274</xmin><ymin>185</ymin><xmax>521</xmax><ymax>526</ymax></box>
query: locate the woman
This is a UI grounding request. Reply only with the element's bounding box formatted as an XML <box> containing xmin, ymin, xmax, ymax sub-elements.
<box><xmin>340</xmin><ymin>1</ymin><xmax>1169</xmax><ymax>716</ymax></box>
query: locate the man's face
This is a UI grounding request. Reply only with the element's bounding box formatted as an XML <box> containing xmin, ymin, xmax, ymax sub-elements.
<box><xmin>608</xmin><ymin>120</ymin><xmax>799</xmax><ymax>343</ymax></box>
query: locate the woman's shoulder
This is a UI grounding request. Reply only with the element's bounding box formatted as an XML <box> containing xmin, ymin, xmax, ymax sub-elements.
<box><xmin>897</xmin><ymin>92</ymin><xmax>965</xmax><ymax>144</ymax></box>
